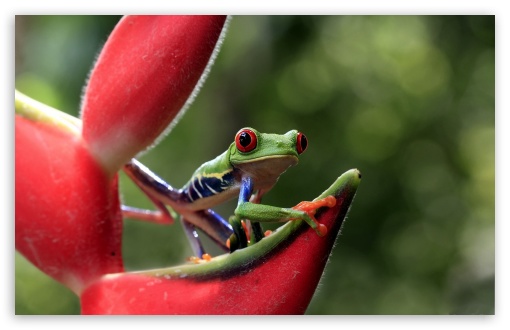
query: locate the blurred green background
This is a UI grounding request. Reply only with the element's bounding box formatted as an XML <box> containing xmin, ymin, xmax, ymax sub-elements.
<box><xmin>15</xmin><ymin>15</ymin><xmax>495</xmax><ymax>315</ymax></box>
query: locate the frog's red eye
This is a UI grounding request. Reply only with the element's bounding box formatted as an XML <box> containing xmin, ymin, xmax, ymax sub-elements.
<box><xmin>296</xmin><ymin>132</ymin><xmax>308</xmax><ymax>154</ymax></box>
<box><xmin>235</xmin><ymin>128</ymin><xmax>258</xmax><ymax>153</ymax></box>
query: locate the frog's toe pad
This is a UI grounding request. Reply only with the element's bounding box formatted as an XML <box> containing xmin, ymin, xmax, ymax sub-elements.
<box><xmin>292</xmin><ymin>195</ymin><xmax>336</xmax><ymax>236</ymax></box>
<box><xmin>292</xmin><ymin>196</ymin><xmax>336</xmax><ymax>214</ymax></box>
<box><xmin>317</xmin><ymin>223</ymin><xmax>328</xmax><ymax>236</ymax></box>
<box><xmin>187</xmin><ymin>253</ymin><xmax>212</xmax><ymax>264</ymax></box>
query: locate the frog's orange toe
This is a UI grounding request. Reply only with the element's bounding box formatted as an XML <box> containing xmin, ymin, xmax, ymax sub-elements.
<box><xmin>187</xmin><ymin>256</ymin><xmax>201</xmax><ymax>264</ymax></box>
<box><xmin>292</xmin><ymin>195</ymin><xmax>336</xmax><ymax>213</ymax></box>
<box><xmin>318</xmin><ymin>223</ymin><xmax>328</xmax><ymax>236</ymax></box>
<box><xmin>323</xmin><ymin>195</ymin><xmax>336</xmax><ymax>208</ymax></box>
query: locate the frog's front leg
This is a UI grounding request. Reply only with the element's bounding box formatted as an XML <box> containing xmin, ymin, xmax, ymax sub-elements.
<box><xmin>180</xmin><ymin>217</ymin><xmax>206</xmax><ymax>258</ymax></box>
<box><xmin>233</xmin><ymin>177</ymin><xmax>334</xmax><ymax>240</ymax></box>
<box><xmin>246</xmin><ymin>191</ymin><xmax>265</xmax><ymax>243</ymax></box>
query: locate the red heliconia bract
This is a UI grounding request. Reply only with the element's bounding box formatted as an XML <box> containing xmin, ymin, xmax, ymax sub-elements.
<box><xmin>15</xmin><ymin>15</ymin><xmax>228</xmax><ymax>295</ymax></box>
<box><xmin>81</xmin><ymin>15</ymin><xmax>228</xmax><ymax>175</ymax></box>
<box><xmin>15</xmin><ymin>115</ymin><xmax>124</xmax><ymax>294</ymax></box>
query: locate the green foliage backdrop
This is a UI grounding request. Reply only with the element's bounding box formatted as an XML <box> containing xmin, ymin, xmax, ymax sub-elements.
<box><xmin>15</xmin><ymin>15</ymin><xmax>495</xmax><ymax>315</ymax></box>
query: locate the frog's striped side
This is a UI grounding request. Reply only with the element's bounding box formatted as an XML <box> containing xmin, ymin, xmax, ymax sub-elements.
<box><xmin>183</xmin><ymin>170</ymin><xmax>236</xmax><ymax>202</ymax></box>
<box><xmin>178</xmin><ymin>150</ymin><xmax>240</xmax><ymax>211</ymax></box>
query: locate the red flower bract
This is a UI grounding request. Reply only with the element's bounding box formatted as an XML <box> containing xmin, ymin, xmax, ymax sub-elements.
<box><xmin>15</xmin><ymin>115</ymin><xmax>124</xmax><ymax>294</ymax></box>
<box><xmin>15</xmin><ymin>15</ymin><xmax>228</xmax><ymax>295</ymax></box>
<box><xmin>81</xmin><ymin>15</ymin><xmax>227</xmax><ymax>175</ymax></box>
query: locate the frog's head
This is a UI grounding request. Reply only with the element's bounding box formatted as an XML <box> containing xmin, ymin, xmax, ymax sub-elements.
<box><xmin>228</xmin><ymin>127</ymin><xmax>308</xmax><ymax>188</ymax></box>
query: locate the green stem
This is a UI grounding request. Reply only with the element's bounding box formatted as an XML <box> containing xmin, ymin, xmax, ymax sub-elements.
<box><xmin>15</xmin><ymin>90</ymin><xmax>82</xmax><ymax>136</ymax></box>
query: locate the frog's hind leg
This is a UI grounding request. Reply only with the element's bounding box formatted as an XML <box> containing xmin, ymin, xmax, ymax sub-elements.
<box><xmin>181</xmin><ymin>209</ymin><xmax>233</xmax><ymax>255</ymax></box>
<box><xmin>120</xmin><ymin>158</ymin><xmax>184</xmax><ymax>224</ymax></box>
<box><xmin>180</xmin><ymin>217</ymin><xmax>206</xmax><ymax>258</ymax></box>
<box><xmin>121</xmin><ymin>158</ymin><xmax>234</xmax><ymax>257</ymax></box>
<box><xmin>121</xmin><ymin>189</ymin><xmax>176</xmax><ymax>225</ymax></box>
<box><xmin>121</xmin><ymin>205</ymin><xmax>175</xmax><ymax>225</ymax></box>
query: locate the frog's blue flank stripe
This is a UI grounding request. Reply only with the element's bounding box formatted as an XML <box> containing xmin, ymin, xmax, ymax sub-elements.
<box><xmin>185</xmin><ymin>171</ymin><xmax>236</xmax><ymax>202</ymax></box>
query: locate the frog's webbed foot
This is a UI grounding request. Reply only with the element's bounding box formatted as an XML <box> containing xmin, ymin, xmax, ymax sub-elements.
<box><xmin>292</xmin><ymin>195</ymin><xmax>336</xmax><ymax>236</ymax></box>
<box><xmin>187</xmin><ymin>253</ymin><xmax>212</xmax><ymax>264</ymax></box>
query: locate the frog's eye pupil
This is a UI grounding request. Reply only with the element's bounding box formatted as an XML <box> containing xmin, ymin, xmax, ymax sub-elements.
<box><xmin>235</xmin><ymin>129</ymin><xmax>258</xmax><ymax>152</ymax></box>
<box><xmin>239</xmin><ymin>133</ymin><xmax>251</xmax><ymax>147</ymax></box>
<box><xmin>296</xmin><ymin>132</ymin><xmax>308</xmax><ymax>154</ymax></box>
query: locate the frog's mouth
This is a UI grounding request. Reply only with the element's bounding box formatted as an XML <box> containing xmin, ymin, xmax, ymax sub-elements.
<box><xmin>233</xmin><ymin>155</ymin><xmax>298</xmax><ymax>189</ymax></box>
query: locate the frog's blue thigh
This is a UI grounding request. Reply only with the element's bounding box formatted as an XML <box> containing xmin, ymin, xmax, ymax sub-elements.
<box><xmin>181</xmin><ymin>209</ymin><xmax>233</xmax><ymax>255</ymax></box>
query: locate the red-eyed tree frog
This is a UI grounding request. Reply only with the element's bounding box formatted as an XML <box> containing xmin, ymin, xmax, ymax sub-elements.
<box><xmin>122</xmin><ymin>127</ymin><xmax>335</xmax><ymax>258</ymax></box>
